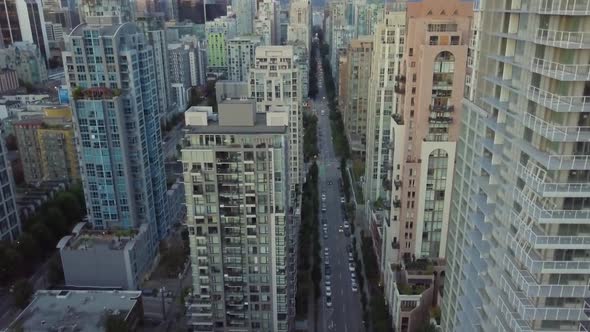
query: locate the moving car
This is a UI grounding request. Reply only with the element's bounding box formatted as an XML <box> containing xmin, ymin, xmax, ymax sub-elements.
<box><xmin>351</xmin><ymin>283</ymin><xmax>358</xmax><ymax>292</ymax></box>
<box><xmin>340</xmin><ymin>197</ymin><xmax>345</xmax><ymax>203</ymax></box>
<box><xmin>325</xmin><ymin>279</ymin><xmax>331</xmax><ymax>286</ymax></box>
<box><xmin>349</xmin><ymin>263</ymin><xmax>356</xmax><ymax>272</ymax></box>
<box><xmin>339</xmin><ymin>226</ymin><xmax>343</xmax><ymax>233</ymax></box>
<box><xmin>326</xmin><ymin>286</ymin><xmax>332</xmax><ymax>297</ymax></box>
<box><xmin>326</xmin><ymin>296</ymin><xmax>332</xmax><ymax>307</ymax></box>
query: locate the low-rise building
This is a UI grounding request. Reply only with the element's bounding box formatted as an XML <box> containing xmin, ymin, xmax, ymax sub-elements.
<box><xmin>0</xmin><ymin>69</ymin><xmax>19</xmax><ymax>94</ymax></box>
<box><xmin>58</xmin><ymin>222</ymin><xmax>153</xmax><ymax>290</ymax></box>
<box><xmin>8</xmin><ymin>289</ymin><xmax>144</xmax><ymax>331</ymax></box>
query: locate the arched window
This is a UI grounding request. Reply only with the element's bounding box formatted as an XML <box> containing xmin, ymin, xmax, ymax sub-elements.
<box><xmin>434</xmin><ymin>51</ymin><xmax>455</xmax><ymax>73</ymax></box>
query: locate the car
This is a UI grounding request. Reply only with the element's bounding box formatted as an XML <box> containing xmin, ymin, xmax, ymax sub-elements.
<box><xmin>322</xmin><ymin>218</ymin><xmax>327</xmax><ymax>225</ymax></box>
<box><xmin>324</xmin><ymin>248</ymin><xmax>329</xmax><ymax>255</ymax></box>
<box><xmin>339</xmin><ymin>226</ymin><xmax>343</xmax><ymax>233</ymax></box>
<box><xmin>321</xmin><ymin>196</ymin><xmax>326</xmax><ymax>201</ymax></box>
<box><xmin>325</xmin><ymin>267</ymin><xmax>331</xmax><ymax>275</ymax></box>
<box><xmin>349</xmin><ymin>252</ymin><xmax>354</xmax><ymax>260</ymax></box>
<box><xmin>326</xmin><ymin>296</ymin><xmax>332</xmax><ymax>307</ymax></box>
<box><xmin>328</xmin><ymin>180</ymin><xmax>333</xmax><ymax>185</ymax></box>
<box><xmin>349</xmin><ymin>263</ymin><xmax>356</xmax><ymax>272</ymax></box>
<box><xmin>323</xmin><ymin>96</ymin><xmax>326</xmax><ymax>100</ymax></box>
<box><xmin>347</xmin><ymin>244</ymin><xmax>352</xmax><ymax>252</ymax></box>
<box><xmin>323</xmin><ymin>224</ymin><xmax>328</xmax><ymax>231</ymax></box>
<box><xmin>325</xmin><ymin>279</ymin><xmax>331</xmax><ymax>286</ymax></box>
<box><xmin>340</xmin><ymin>197</ymin><xmax>345</xmax><ymax>203</ymax></box>
<box><xmin>351</xmin><ymin>284</ymin><xmax>358</xmax><ymax>292</ymax></box>
<box><xmin>326</xmin><ymin>286</ymin><xmax>332</xmax><ymax>297</ymax></box>
<box><xmin>351</xmin><ymin>271</ymin><xmax>356</xmax><ymax>280</ymax></box>
<box><xmin>323</xmin><ymin>233</ymin><xmax>328</xmax><ymax>240</ymax></box>
<box><xmin>344</xmin><ymin>221</ymin><xmax>350</xmax><ymax>228</ymax></box>
<box><xmin>322</xmin><ymin>206</ymin><xmax>327</xmax><ymax>212</ymax></box>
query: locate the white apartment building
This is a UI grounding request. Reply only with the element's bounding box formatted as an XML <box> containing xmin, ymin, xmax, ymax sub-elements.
<box><xmin>443</xmin><ymin>1</ymin><xmax>590</xmax><ymax>331</ymax></box>
<box><xmin>249</xmin><ymin>46</ymin><xmax>303</xmax><ymax>198</ymax></box>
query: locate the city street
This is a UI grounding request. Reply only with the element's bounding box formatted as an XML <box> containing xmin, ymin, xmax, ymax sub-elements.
<box><xmin>312</xmin><ymin>47</ymin><xmax>364</xmax><ymax>332</ymax></box>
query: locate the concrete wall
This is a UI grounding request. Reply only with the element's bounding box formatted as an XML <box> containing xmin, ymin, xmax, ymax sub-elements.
<box><xmin>218</xmin><ymin>100</ymin><xmax>256</xmax><ymax>126</ymax></box>
<box><xmin>61</xmin><ymin>244</ymin><xmax>131</xmax><ymax>289</ymax></box>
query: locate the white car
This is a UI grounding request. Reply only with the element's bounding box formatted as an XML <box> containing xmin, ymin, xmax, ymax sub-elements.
<box><xmin>339</xmin><ymin>226</ymin><xmax>343</xmax><ymax>233</ymax></box>
<box><xmin>344</xmin><ymin>221</ymin><xmax>350</xmax><ymax>229</ymax></box>
<box><xmin>340</xmin><ymin>197</ymin><xmax>345</xmax><ymax>203</ymax></box>
<box><xmin>351</xmin><ymin>283</ymin><xmax>358</xmax><ymax>292</ymax></box>
<box><xmin>325</xmin><ymin>279</ymin><xmax>331</xmax><ymax>286</ymax></box>
<box><xmin>326</xmin><ymin>286</ymin><xmax>332</xmax><ymax>297</ymax></box>
<box><xmin>349</xmin><ymin>263</ymin><xmax>355</xmax><ymax>272</ymax></box>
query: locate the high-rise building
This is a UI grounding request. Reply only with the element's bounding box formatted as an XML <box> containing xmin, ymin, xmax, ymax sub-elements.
<box><xmin>0</xmin><ymin>0</ymin><xmax>50</xmax><ymax>62</ymax></box>
<box><xmin>443</xmin><ymin>1</ymin><xmax>590</xmax><ymax>331</ymax></box>
<box><xmin>79</xmin><ymin>0</ymin><xmax>133</xmax><ymax>24</ymax></box>
<box><xmin>256</xmin><ymin>0</ymin><xmax>279</xmax><ymax>45</ymax></box>
<box><xmin>0</xmin><ymin>135</ymin><xmax>21</xmax><ymax>242</ymax></box>
<box><xmin>353</xmin><ymin>2</ymin><xmax>383</xmax><ymax>37</ymax></box>
<box><xmin>62</xmin><ymin>23</ymin><xmax>168</xmax><ymax>245</ymax></box>
<box><xmin>289</xmin><ymin>40</ymin><xmax>309</xmax><ymax>98</ymax></box>
<box><xmin>205</xmin><ymin>15</ymin><xmax>237</xmax><ymax>77</ymax></box>
<box><xmin>176</xmin><ymin>0</ymin><xmax>227</xmax><ymax>24</ymax></box>
<box><xmin>137</xmin><ymin>14</ymin><xmax>173</xmax><ymax>117</ymax></box>
<box><xmin>168</xmin><ymin>42</ymin><xmax>192</xmax><ymax>111</ymax></box>
<box><xmin>287</xmin><ymin>0</ymin><xmax>312</xmax><ymax>51</ymax></box>
<box><xmin>234</xmin><ymin>0</ymin><xmax>255</xmax><ymax>35</ymax></box>
<box><xmin>180</xmin><ymin>35</ymin><xmax>208</xmax><ymax>87</ymax></box>
<box><xmin>0</xmin><ymin>41</ymin><xmax>48</xmax><ymax>84</ymax></box>
<box><xmin>363</xmin><ymin>11</ymin><xmax>405</xmax><ymax>202</ymax></box>
<box><xmin>249</xmin><ymin>46</ymin><xmax>303</xmax><ymax>196</ymax></box>
<box><xmin>227</xmin><ymin>36</ymin><xmax>261</xmax><ymax>82</ymax></box>
<box><xmin>182</xmin><ymin>101</ymin><xmax>292</xmax><ymax>332</ymax></box>
<box><xmin>341</xmin><ymin>37</ymin><xmax>373</xmax><ymax>158</ymax></box>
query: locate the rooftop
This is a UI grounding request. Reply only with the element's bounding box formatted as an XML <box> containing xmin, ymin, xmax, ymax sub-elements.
<box><xmin>9</xmin><ymin>290</ymin><xmax>142</xmax><ymax>332</ymax></box>
<box><xmin>57</xmin><ymin>222</ymin><xmax>142</xmax><ymax>251</ymax></box>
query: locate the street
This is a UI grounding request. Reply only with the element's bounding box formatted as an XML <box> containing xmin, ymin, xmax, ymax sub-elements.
<box><xmin>312</xmin><ymin>46</ymin><xmax>364</xmax><ymax>332</ymax></box>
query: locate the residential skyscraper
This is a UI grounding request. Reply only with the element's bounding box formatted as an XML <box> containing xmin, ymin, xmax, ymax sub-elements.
<box><xmin>249</xmin><ymin>46</ymin><xmax>303</xmax><ymax>196</ymax></box>
<box><xmin>227</xmin><ymin>36</ymin><xmax>261</xmax><ymax>82</ymax></box>
<box><xmin>205</xmin><ymin>15</ymin><xmax>237</xmax><ymax>77</ymax></box>
<box><xmin>234</xmin><ymin>0</ymin><xmax>255</xmax><ymax>35</ymax></box>
<box><xmin>443</xmin><ymin>1</ymin><xmax>590</xmax><ymax>331</ymax></box>
<box><xmin>182</xmin><ymin>101</ymin><xmax>292</xmax><ymax>331</ymax></box>
<box><xmin>79</xmin><ymin>0</ymin><xmax>133</xmax><ymax>24</ymax></box>
<box><xmin>0</xmin><ymin>135</ymin><xmax>21</xmax><ymax>242</ymax></box>
<box><xmin>287</xmin><ymin>0</ymin><xmax>312</xmax><ymax>51</ymax></box>
<box><xmin>256</xmin><ymin>0</ymin><xmax>280</xmax><ymax>45</ymax></box>
<box><xmin>62</xmin><ymin>23</ymin><xmax>168</xmax><ymax>244</ymax></box>
<box><xmin>168</xmin><ymin>42</ymin><xmax>192</xmax><ymax>111</ymax></box>
<box><xmin>363</xmin><ymin>11</ymin><xmax>405</xmax><ymax>202</ymax></box>
<box><xmin>0</xmin><ymin>0</ymin><xmax>49</xmax><ymax>62</ymax></box>
<box><xmin>341</xmin><ymin>37</ymin><xmax>373</xmax><ymax>158</ymax></box>
<box><xmin>0</xmin><ymin>41</ymin><xmax>48</xmax><ymax>84</ymax></box>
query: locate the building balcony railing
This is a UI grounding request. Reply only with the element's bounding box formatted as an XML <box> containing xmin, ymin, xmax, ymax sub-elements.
<box><xmin>391</xmin><ymin>113</ymin><xmax>404</xmax><ymax>125</ymax></box>
<box><xmin>531</xmin><ymin>57</ymin><xmax>590</xmax><ymax>81</ymax></box>
<box><xmin>516</xmin><ymin>163</ymin><xmax>590</xmax><ymax>197</ymax></box>
<box><xmin>522</xmin><ymin>112</ymin><xmax>590</xmax><ymax>142</ymax></box>
<box><xmin>533</xmin><ymin>0</ymin><xmax>590</xmax><ymax>15</ymax></box>
<box><xmin>526</xmin><ymin>86</ymin><xmax>590</xmax><ymax>112</ymax></box>
<box><xmin>503</xmin><ymin>254</ymin><xmax>590</xmax><ymax>298</ymax></box>
<box><xmin>518</xmin><ymin>137</ymin><xmax>590</xmax><ymax>170</ymax></box>
<box><xmin>534</xmin><ymin>28</ymin><xmax>590</xmax><ymax>49</ymax></box>
<box><xmin>510</xmin><ymin>210</ymin><xmax>590</xmax><ymax>250</ymax></box>
<box><xmin>428</xmin><ymin>116</ymin><xmax>453</xmax><ymax>124</ymax></box>
<box><xmin>394</xmin><ymin>75</ymin><xmax>406</xmax><ymax>82</ymax></box>
<box><xmin>394</xmin><ymin>84</ymin><xmax>405</xmax><ymax>94</ymax></box>
<box><xmin>508</xmin><ymin>233</ymin><xmax>590</xmax><ymax>274</ymax></box>
<box><xmin>429</xmin><ymin>104</ymin><xmax>455</xmax><ymax>112</ymax></box>
<box><xmin>512</xmin><ymin>186</ymin><xmax>590</xmax><ymax>224</ymax></box>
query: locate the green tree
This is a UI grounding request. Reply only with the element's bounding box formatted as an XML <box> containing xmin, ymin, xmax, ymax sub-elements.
<box><xmin>29</xmin><ymin>221</ymin><xmax>57</xmax><ymax>251</ymax></box>
<box><xmin>12</xmin><ymin>279</ymin><xmax>33</xmax><ymax>309</ymax></box>
<box><xmin>53</xmin><ymin>192</ymin><xmax>82</xmax><ymax>226</ymax></box>
<box><xmin>15</xmin><ymin>233</ymin><xmax>41</xmax><ymax>265</ymax></box>
<box><xmin>105</xmin><ymin>314</ymin><xmax>130</xmax><ymax>332</ymax></box>
<box><xmin>45</xmin><ymin>207</ymin><xmax>68</xmax><ymax>237</ymax></box>
<box><xmin>47</xmin><ymin>255</ymin><xmax>64</xmax><ymax>287</ymax></box>
<box><xmin>0</xmin><ymin>246</ymin><xmax>23</xmax><ymax>286</ymax></box>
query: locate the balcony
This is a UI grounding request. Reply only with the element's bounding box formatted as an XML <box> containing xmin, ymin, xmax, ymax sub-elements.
<box><xmin>531</xmin><ymin>58</ymin><xmax>590</xmax><ymax>81</ymax></box>
<box><xmin>394</xmin><ymin>75</ymin><xmax>406</xmax><ymax>82</ymax></box>
<box><xmin>533</xmin><ymin>0</ymin><xmax>590</xmax><ymax>15</ymax></box>
<box><xmin>522</xmin><ymin>112</ymin><xmax>590</xmax><ymax>142</ymax></box>
<box><xmin>394</xmin><ymin>84</ymin><xmax>405</xmax><ymax>94</ymax></box>
<box><xmin>527</xmin><ymin>86</ymin><xmax>590</xmax><ymax>112</ymax></box>
<box><xmin>512</xmin><ymin>187</ymin><xmax>590</xmax><ymax>224</ymax></box>
<box><xmin>518</xmin><ymin>138</ymin><xmax>590</xmax><ymax>170</ymax></box>
<box><xmin>392</xmin><ymin>199</ymin><xmax>401</xmax><ymax>208</ymax></box>
<box><xmin>534</xmin><ymin>28</ymin><xmax>590</xmax><ymax>49</ymax></box>
<box><xmin>511</xmin><ymin>210</ymin><xmax>590</xmax><ymax>250</ymax></box>
<box><xmin>391</xmin><ymin>113</ymin><xmax>404</xmax><ymax>125</ymax></box>
<box><xmin>429</xmin><ymin>104</ymin><xmax>455</xmax><ymax>112</ymax></box>
<box><xmin>428</xmin><ymin>116</ymin><xmax>453</xmax><ymax>124</ymax></box>
<box><xmin>516</xmin><ymin>163</ymin><xmax>590</xmax><ymax>197</ymax></box>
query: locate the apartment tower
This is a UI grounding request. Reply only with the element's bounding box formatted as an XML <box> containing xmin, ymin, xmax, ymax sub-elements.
<box><xmin>249</xmin><ymin>46</ymin><xmax>303</xmax><ymax>198</ymax></box>
<box><xmin>443</xmin><ymin>0</ymin><xmax>590</xmax><ymax>331</ymax></box>
<box><xmin>63</xmin><ymin>22</ymin><xmax>168</xmax><ymax>245</ymax></box>
<box><xmin>0</xmin><ymin>135</ymin><xmax>21</xmax><ymax>242</ymax></box>
<box><xmin>182</xmin><ymin>101</ymin><xmax>292</xmax><ymax>331</ymax></box>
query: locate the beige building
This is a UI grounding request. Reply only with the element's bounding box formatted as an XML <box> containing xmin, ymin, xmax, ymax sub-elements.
<box><xmin>287</xmin><ymin>0</ymin><xmax>312</xmax><ymax>52</ymax></box>
<box><xmin>341</xmin><ymin>37</ymin><xmax>373</xmax><ymax>158</ymax></box>
<box><xmin>14</xmin><ymin>106</ymin><xmax>79</xmax><ymax>184</ymax></box>
<box><xmin>249</xmin><ymin>46</ymin><xmax>303</xmax><ymax>199</ymax></box>
<box><xmin>378</xmin><ymin>1</ymin><xmax>473</xmax><ymax>331</ymax></box>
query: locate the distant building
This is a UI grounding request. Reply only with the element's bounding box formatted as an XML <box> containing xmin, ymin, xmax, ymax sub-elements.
<box><xmin>0</xmin><ymin>42</ymin><xmax>48</xmax><ymax>84</ymax></box>
<box><xmin>205</xmin><ymin>15</ymin><xmax>237</xmax><ymax>77</ymax></box>
<box><xmin>0</xmin><ymin>69</ymin><xmax>19</xmax><ymax>93</ymax></box>
<box><xmin>0</xmin><ymin>135</ymin><xmax>21</xmax><ymax>242</ymax></box>
<box><xmin>166</xmin><ymin>179</ymin><xmax>185</xmax><ymax>228</ymax></box>
<box><xmin>256</xmin><ymin>0</ymin><xmax>279</xmax><ymax>45</ymax></box>
<box><xmin>0</xmin><ymin>0</ymin><xmax>50</xmax><ymax>62</ymax></box>
<box><xmin>234</xmin><ymin>0</ymin><xmax>254</xmax><ymax>35</ymax></box>
<box><xmin>227</xmin><ymin>36</ymin><xmax>261</xmax><ymax>82</ymax></box>
<box><xmin>168</xmin><ymin>43</ymin><xmax>192</xmax><ymax>112</ymax></box>
<box><xmin>287</xmin><ymin>0</ymin><xmax>311</xmax><ymax>51</ymax></box>
<box><xmin>8</xmin><ymin>289</ymin><xmax>144</xmax><ymax>331</ymax></box>
<box><xmin>13</xmin><ymin>106</ymin><xmax>79</xmax><ymax>184</ymax></box>
<box><xmin>58</xmin><ymin>222</ymin><xmax>153</xmax><ymax>290</ymax></box>
<box><xmin>215</xmin><ymin>80</ymin><xmax>249</xmax><ymax>104</ymax></box>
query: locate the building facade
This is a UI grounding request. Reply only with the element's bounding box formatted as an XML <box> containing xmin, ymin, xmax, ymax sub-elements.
<box><xmin>443</xmin><ymin>1</ymin><xmax>590</xmax><ymax>331</ymax></box>
<box><xmin>205</xmin><ymin>15</ymin><xmax>237</xmax><ymax>77</ymax></box>
<box><xmin>0</xmin><ymin>42</ymin><xmax>48</xmax><ymax>84</ymax></box>
<box><xmin>363</xmin><ymin>11</ymin><xmax>405</xmax><ymax>203</ymax></box>
<box><xmin>256</xmin><ymin>0</ymin><xmax>279</xmax><ymax>45</ymax></box>
<box><xmin>168</xmin><ymin>42</ymin><xmax>192</xmax><ymax>112</ymax></box>
<box><xmin>63</xmin><ymin>23</ymin><xmax>168</xmax><ymax>245</ymax></box>
<box><xmin>227</xmin><ymin>36</ymin><xmax>261</xmax><ymax>82</ymax></box>
<box><xmin>342</xmin><ymin>37</ymin><xmax>373</xmax><ymax>157</ymax></box>
<box><xmin>287</xmin><ymin>0</ymin><xmax>312</xmax><ymax>51</ymax></box>
<box><xmin>234</xmin><ymin>0</ymin><xmax>255</xmax><ymax>35</ymax></box>
<box><xmin>182</xmin><ymin>102</ymin><xmax>291</xmax><ymax>331</ymax></box>
<box><xmin>249</xmin><ymin>46</ymin><xmax>303</xmax><ymax>197</ymax></box>
<box><xmin>0</xmin><ymin>135</ymin><xmax>21</xmax><ymax>242</ymax></box>
<box><xmin>0</xmin><ymin>69</ymin><xmax>19</xmax><ymax>93</ymax></box>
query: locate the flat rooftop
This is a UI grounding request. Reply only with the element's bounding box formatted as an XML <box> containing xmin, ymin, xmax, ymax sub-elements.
<box><xmin>186</xmin><ymin>113</ymin><xmax>287</xmax><ymax>134</ymax></box>
<box><xmin>9</xmin><ymin>290</ymin><xmax>142</xmax><ymax>332</ymax></box>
